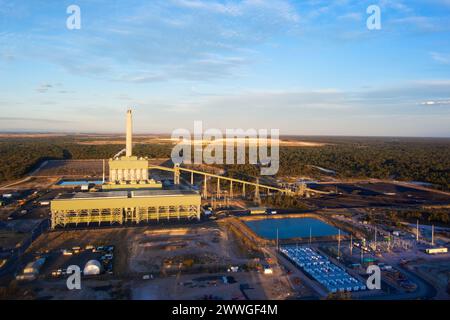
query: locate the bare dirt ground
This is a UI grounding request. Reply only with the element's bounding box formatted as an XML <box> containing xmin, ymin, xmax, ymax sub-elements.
<box><xmin>75</xmin><ymin>137</ymin><xmax>326</xmax><ymax>147</ymax></box>
<box><xmin>25</xmin><ymin>222</ymin><xmax>294</xmax><ymax>300</ymax></box>
<box><xmin>410</xmin><ymin>259</ymin><xmax>450</xmax><ymax>299</ymax></box>
<box><xmin>76</xmin><ymin>137</ymin><xmax>171</xmax><ymax>145</ymax></box>
<box><xmin>0</xmin><ymin>176</ymin><xmax>59</xmax><ymax>191</ymax></box>
<box><xmin>33</xmin><ymin>160</ymin><xmax>105</xmax><ymax>178</ymax></box>
<box><xmin>0</xmin><ymin>177</ymin><xmax>58</xmax><ymax>191</ymax></box>
<box><xmin>130</xmin><ymin>271</ymin><xmax>292</xmax><ymax>300</ymax></box>
<box><xmin>27</xmin><ymin>279</ymin><xmax>128</xmax><ymax>300</ymax></box>
<box><xmin>127</xmin><ymin>226</ymin><xmax>249</xmax><ymax>274</ymax></box>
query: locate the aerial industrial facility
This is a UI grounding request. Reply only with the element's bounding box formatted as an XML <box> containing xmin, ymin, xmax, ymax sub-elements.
<box><xmin>50</xmin><ymin>110</ymin><xmax>201</xmax><ymax>229</ymax></box>
<box><xmin>49</xmin><ymin>109</ymin><xmax>327</xmax><ymax>229</ymax></box>
<box><xmin>1</xmin><ymin>109</ymin><xmax>449</xmax><ymax>301</ymax></box>
<box><xmin>4</xmin><ymin>109</ymin><xmax>447</xmax><ymax>302</ymax></box>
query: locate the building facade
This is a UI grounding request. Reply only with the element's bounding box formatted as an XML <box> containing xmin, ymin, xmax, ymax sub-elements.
<box><xmin>51</xmin><ymin>190</ymin><xmax>201</xmax><ymax>229</ymax></box>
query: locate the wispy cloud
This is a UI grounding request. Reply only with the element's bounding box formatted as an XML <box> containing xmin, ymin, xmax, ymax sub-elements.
<box><xmin>430</xmin><ymin>51</ymin><xmax>450</xmax><ymax>64</ymax></box>
<box><xmin>2</xmin><ymin>1</ymin><xmax>450</xmax><ymax>136</ymax></box>
<box><xmin>427</xmin><ymin>0</ymin><xmax>450</xmax><ymax>7</ymax></box>
<box><xmin>337</xmin><ymin>12</ymin><xmax>362</xmax><ymax>21</ymax></box>
<box><xmin>162</xmin><ymin>80</ymin><xmax>450</xmax><ymax>115</ymax></box>
<box><xmin>5</xmin><ymin>0</ymin><xmax>300</xmax><ymax>83</ymax></box>
<box><xmin>421</xmin><ymin>99</ymin><xmax>450</xmax><ymax>106</ymax></box>
<box><xmin>36</xmin><ymin>83</ymin><xmax>53</xmax><ymax>93</ymax></box>
<box><xmin>35</xmin><ymin>82</ymin><xmax>74</xmax><ymax>94</ymax></box>
<box><xmin>171</xmin><ymin>0</ymin><xmax>300</xmax><ymax>22</ymax></box>
<box><xmin>379</xmin><ymin>0</ymin><xmax>413</xmax><ymax>13</ymax></box>
<box><xmin>117</xmin><ymin>54</ymin><xmax>250</xmax><ymax>83</ymax></box>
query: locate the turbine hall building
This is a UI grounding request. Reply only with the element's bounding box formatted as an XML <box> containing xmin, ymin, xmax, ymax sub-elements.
<box><xmin>50</xmin><ymin>109</ymin><xmax>201</xmax><ymax>229</ymax></box>
<box><xmin>51</xmin><ymin>190</ymin><xmax>201</xmax><ymax>229</ymax></box>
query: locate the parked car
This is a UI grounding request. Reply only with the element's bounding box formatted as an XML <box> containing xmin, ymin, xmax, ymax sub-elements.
<box><xmin>62</xmin><ymin>249</ymin><xmax>74</xmax><ymax>256</ymax></box>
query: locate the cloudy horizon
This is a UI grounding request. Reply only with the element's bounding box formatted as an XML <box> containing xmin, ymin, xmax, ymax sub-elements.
<box><xmin>1</xmin><ymin>0</ymin><xmax>450</xmax><ymax>137</ymax></box>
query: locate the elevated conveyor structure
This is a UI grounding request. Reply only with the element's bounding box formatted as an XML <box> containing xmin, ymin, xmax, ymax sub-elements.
<box><xmin>148</xmin><ymin>164</ymin><xmax>331</xmax><ymax>198</ymax></box>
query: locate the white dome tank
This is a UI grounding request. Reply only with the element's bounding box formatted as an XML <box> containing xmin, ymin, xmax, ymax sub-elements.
<box><xmin>83</xmin><ymin>260</ymin><xmax>103</xmax><ymax>276</ymax></box>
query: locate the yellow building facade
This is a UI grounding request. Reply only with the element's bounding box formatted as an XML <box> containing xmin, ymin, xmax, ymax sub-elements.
<box><xmin>51</xmin><ymin>190</ymin><xmax>201</xmax><ymax>229</ymax></box>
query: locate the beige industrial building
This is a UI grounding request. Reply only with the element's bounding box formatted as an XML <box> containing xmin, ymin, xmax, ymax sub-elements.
<box><xmin>51</xmin><ymin>109</ymin><xmax>201</xmax><ymax>229</ymax></box>
<box><xmin>103</xmin><ymin>110</ymin><xmax>162</xmax><ymax>190</ymax></box>
<box><xmin>51</xmin><ymin>190</ymin><xmax>201</xmax><ymax>228</ymax></box>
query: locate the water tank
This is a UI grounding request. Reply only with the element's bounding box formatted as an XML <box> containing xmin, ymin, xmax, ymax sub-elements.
<box><xmin>83</xmin><ymin>260</ymin><xmax>103</xmax><ymax>276</ymax></box>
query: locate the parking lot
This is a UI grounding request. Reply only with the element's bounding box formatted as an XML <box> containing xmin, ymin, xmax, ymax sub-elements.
<box><xmin>40</xmin><ymin>245</ymin><xmax>115</xmax><ymax>279</ymax></box>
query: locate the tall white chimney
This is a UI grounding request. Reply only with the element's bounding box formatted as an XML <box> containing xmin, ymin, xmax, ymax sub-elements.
<box><xmin>126</xmin><ymin>109</ymin><xmax>133</xmax><ymax>157</ymax></box>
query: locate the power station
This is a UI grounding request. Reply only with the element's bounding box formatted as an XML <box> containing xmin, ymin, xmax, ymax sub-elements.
<box><xmin>50</xmin><ymin>109</ymin><xmax>201</xmax><ymax>229</ymax></box>
<box><xmin>103</xmin><ymin>110</ymin><xmax>162</xmax><ymax>190</ymax></box>
<box><xmin>50</xmin><ymin>109</ymin><xmax>323</xmax><ymax>229</ymax></box>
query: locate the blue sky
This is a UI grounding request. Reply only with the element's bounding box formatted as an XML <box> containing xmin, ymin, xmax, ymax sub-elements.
<box><xmin>0</xmin><ymin>0</ymin><xmax>450</xmax><ymax>136</ymax></box>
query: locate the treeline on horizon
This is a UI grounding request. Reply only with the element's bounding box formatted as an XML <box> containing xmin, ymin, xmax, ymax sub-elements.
<box><xmin>0</xmin><ymin>136</ymin><xmax>449</xmax><ymax>191</ymax></box>
<box><xmin>0</xmin><ymin>137</ymin><xmax>172</xmax><ymax>183</ymax></box>
<box><xmin>280</xmin><ymin>140</ymin><xmax>449</xmax><ymax>189</ymax></box>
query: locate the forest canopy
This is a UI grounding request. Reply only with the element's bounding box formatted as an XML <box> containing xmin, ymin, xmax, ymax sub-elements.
<box><xmin>0</xmin><ymin>136</ymin><xmax>449</xmax><ymax>190</ymax></box>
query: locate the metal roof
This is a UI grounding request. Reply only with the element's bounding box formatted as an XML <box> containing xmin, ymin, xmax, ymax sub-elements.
<box><xmin>55</xmin><ymin>191</ymin><xmax>128</xmax><ymax>200</ymax></box>
<box><xmin>53</xmin><ymin>189</ymin><xmax>200</xmax><ymax>201</ymax></box>
<box><xmin>132</xmin><ymin>190</ymin><xmax>199</xmax><ymax>198</ymax></box>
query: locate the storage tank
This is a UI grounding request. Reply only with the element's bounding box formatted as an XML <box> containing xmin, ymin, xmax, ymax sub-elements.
<box><xmin>83</xmin><ymin>260</ymin><xmax>103</xmax><ymax>276</ymax></box>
